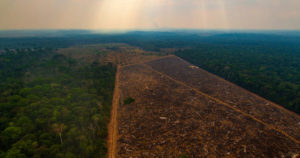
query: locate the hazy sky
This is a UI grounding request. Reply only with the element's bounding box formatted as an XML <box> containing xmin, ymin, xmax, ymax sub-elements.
<box><xmin>1</xmin><ymin>0</ymin><xmax>300</xmax><ymax>30</ymax></box>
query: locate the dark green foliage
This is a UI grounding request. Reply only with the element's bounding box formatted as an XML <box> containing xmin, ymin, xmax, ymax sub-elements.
<box><xmin>180</xmin><ymin>154</ymin><xmax>189</xmax><ymax>158</ymax></box>
<box><xmin>0</xmin><ymin>49</ymin><xmax>116</xmax><ymax>157</ymax></box>
<box><xmin>123</xmin><ymin>97</ymin><xmax>135</xmax><ymax>105</ymax></box>
<box><xmin>175</xmin><ymin>42</ymin><xmax>300</xmax><ymax>114</ymax></box>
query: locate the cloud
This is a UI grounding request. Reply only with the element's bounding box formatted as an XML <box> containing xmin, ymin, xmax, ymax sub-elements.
<box><xmin>0</xmin><ymin>0</ymin><xmax>299</xmax><ymax>30</ymax></box>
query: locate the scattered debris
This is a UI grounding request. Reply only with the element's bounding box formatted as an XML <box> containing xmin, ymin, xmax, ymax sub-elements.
<box><xmin>117</xmin><ymin>56</ymin><xmax>300</xmax><ymax>157</ymax></box>
<box><xmin>159</xmin><ymin>117</ymin><xmax>167</xmax><ymax>120</ymax></box>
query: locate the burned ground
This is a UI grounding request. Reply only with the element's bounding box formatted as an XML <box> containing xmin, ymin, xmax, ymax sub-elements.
<box><xmin>117</xmin><ymin>56</ymin><xmax>300</xmax><ymax>157</ymax></box>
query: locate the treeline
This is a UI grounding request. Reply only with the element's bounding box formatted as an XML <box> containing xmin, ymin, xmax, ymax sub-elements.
<box><xmin>175</xmin><ymin>43</ymin><xmax>300</xmax><ymax>114</ymax></box>
<box><xmin>0</xmin><ymin>48</ymin><xmax>116</xmax><ymax>157</ymax></box>
<box><xmin>2</xmin><ymin>31</ymin><xmax>299</xmax><ymax>51</ymax></box>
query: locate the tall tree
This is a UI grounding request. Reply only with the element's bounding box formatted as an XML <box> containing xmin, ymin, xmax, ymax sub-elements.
<box><xmin>52</xmin><ymin>123</ymin><xmax>66</xmax><ymax>144</ymax></box>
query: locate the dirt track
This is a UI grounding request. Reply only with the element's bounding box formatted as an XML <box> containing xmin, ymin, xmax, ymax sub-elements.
<box><xmin>107</xmin><ymin>65</ymin><xmax>120</xmax><ymax>158</ymax></box>
<box><xmin>115</xmin><ymin>55</ymin><xmax>300</xmax><ymax>157</ymax></box>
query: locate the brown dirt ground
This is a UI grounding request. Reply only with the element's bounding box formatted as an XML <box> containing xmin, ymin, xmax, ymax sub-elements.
<box><xmin>117</xmin><ymin>55</ymin><xmax>300</xmax><ymax>158</ymax></box>
<box><xmin>107</xmin><ymin>65</ymin><xmax>120</xmax><ymax>158</ymax></box>
<box><xmin>57</xmin><ymin>43</ymin><xmax>165</xmax><ymax>66</ymax></box>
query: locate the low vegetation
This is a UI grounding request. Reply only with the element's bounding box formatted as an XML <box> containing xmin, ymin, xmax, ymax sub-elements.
<box><xmin>123</xmin><ymin>97</ymin><xmax>135</xmax><ymax>105</ymax></box>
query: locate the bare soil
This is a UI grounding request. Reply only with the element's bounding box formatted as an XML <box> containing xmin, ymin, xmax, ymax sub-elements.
<box><xmin>146</xmin><ymin>55</ymin><xmax>300</xmax><ymax>141</ymax></box>
<box><xmin>116</xmin><ymin>55</ymin><xmax>300</xmax><ymax>157</ymax></box>
<box><xmin>57</xmin><ymin>43</ymin><xmax>163</xmax><ymax>65</ymax></box>
<box><xmin>107</xmin><ymin>65</ymin><xmax>120</xmax><ymax>158</ymax></box>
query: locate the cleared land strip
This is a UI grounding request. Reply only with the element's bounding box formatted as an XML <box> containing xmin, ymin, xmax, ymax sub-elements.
<box><xmin>118</xmin><ymin>62</ymin><xmax>299</xmax><ymax>157</ymax></box>
<box><xmin>120</xmin><ymin>55</ymin><xmax>174</xmax><ymax>68</ymax></box>
<box><xmin>146</xmin><ymin>56</ymin><xmax>300</xmax><ymax>140</ymax></box>
<box><xmin>142</xmin><ymin>63</ymin><xmax>300</xmax><ymax>144</ymax></box>
<box><xmin>173</xmin><ymin>55</ymin><xmax>300</xmax><ymax>120</ymax></box>
<box><xmin>107</xmin><ymin>65</ymin><xmax>120</xmax><ymax>158</ymax></box>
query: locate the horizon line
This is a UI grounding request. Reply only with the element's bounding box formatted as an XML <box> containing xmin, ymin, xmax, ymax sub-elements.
<box><xmin>1</xmin><ymin>28</ymin><xmax>300</xmax><ymax>32</ymax></box>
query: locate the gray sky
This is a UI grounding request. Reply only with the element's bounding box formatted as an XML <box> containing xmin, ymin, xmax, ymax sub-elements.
<box><xmin>0</xmin><ymin>0</ymin><xmax>300</xmax><ymax>30</ymax></box>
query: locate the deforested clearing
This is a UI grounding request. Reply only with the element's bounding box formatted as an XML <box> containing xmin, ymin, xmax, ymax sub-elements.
<box><xmin>116</xmin><ymin>55</ymin><xmax>300</xmax><ymax>157</ymax></box>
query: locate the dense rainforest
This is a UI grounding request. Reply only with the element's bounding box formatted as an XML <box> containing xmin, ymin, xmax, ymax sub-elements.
<box><xmin>174</xmin><ymin>40</ymin><xmax>300</xmax><ymax>114</ymax></box>
<box><xmin>0</xmin><ymin>48</ymin><xmax>116</xmax><ymax>157</ymax></box>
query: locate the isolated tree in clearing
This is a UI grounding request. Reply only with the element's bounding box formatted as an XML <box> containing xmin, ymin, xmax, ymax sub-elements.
<box><xmin>123</xmin><ymin>97</ymin><xmax>135</xmax><ymax>105</ymax></box>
